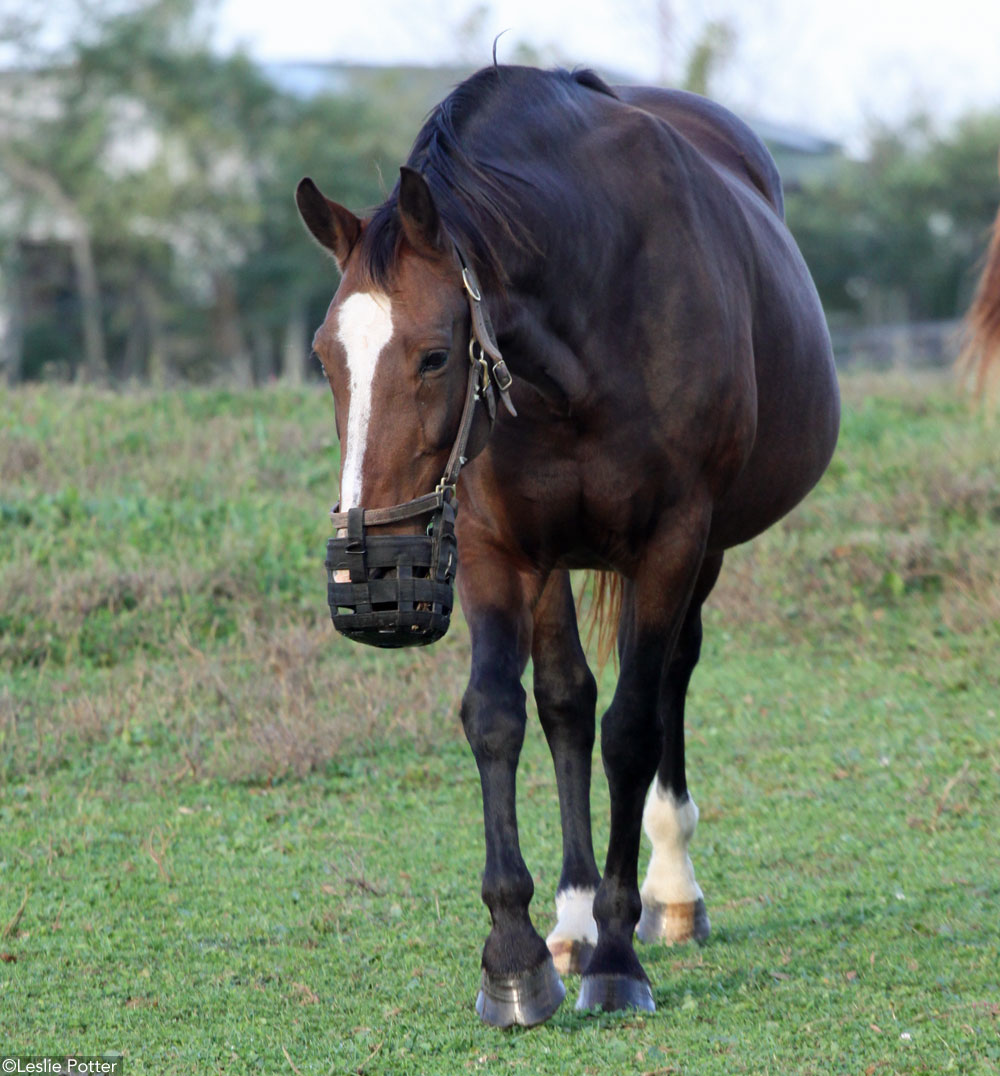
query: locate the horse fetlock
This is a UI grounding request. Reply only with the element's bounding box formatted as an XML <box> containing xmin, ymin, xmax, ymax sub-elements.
<box><xmin>481</xmin><ymin>918</ymin><xmax>550</xmax><ymax>978</ymax></box>
<box><xmin>643</xmin><ymin>784</ymin><xmax>699</xmax><ymax>846</ymax></box>
<box><xmin>575</xmin><ymin>931</ymin><xmax>654</xmax><ymax>1013</ymax></box>
<box><xmin>592</xmin><ymin>883</ymin><xmax>644</xmax><ymax>937</ymax></box>
<box><xmin>545</xmin><ymin>886</ymin><xmax>598</xmax><ymax>975</ymax></box>
<box><xmin>481</xmin><ymin>869</ymin><xmax>535</xmax><ymax>918</ymax></box>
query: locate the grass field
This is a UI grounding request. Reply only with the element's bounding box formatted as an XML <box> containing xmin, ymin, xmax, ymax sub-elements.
<box><xmin>1</xmin><ymin>372</ymin><xmax>998</xmax><ymax>1074</ymax></box>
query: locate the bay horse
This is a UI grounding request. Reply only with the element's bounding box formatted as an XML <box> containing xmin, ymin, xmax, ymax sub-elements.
<box><xmin>961</xmin><ymin>149</ymin><xmax>1000</xmax><ymax>399</ymax></box>
<box><xmin>297</xmin><ymin>64</ymin><xmax>840</xmax><ymax>1027</ymax></box>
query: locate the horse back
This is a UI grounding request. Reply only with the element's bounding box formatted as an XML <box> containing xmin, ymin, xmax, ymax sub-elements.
<box><xmin>615</xmin><ymin>85</ymin><xmax>785</xmax><ymax>218</ymax></box>
<box><xmin>610</xmin><ymin>82</ymin><xmax>837</xmax><ymax>549</ymax></box>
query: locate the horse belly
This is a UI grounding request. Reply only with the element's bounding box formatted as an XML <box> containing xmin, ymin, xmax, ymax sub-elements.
<box><xmin>708</xmin><ymin>311</ymin><xmax>839</xmax><ymax>550</ymax></box>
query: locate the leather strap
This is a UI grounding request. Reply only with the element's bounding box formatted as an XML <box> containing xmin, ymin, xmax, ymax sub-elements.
<box><xmin>455</xmin><ymin>246</ymin><xmax>517</xmax><ymax>417</ymax></box>
<box><xmin>330</xmin><ymin>340</ymin><xmax>482</xmax><ymax>529</ymax></box>
<box><xmin>330</xmin><ymin>490</ymin><xmax>447</xmax><ymax>529</ymax></box>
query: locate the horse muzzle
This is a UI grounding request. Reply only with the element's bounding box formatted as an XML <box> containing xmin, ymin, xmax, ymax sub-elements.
<box><xmin>325</xmin><ymin>499</ymin><xmax>457</xmax><ymax>647</ymax></box>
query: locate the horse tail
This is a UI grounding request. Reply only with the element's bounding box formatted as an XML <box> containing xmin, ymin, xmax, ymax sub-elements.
<box><xmin>577</xmin><ymin>570</ymin><xmax>624</xmax><ymax>672</ymax></box>
<box><xmin>959</xmin><ymin>158</ymin><xmax>1000</xmax><ymax>400</ymax></box>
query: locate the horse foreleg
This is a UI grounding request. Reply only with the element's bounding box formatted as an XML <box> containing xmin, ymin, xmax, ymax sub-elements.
<box><xmin>577</xmin><ymin>512</ymin><xmax>710</xmax><ymax>1015</ymax></box>
<box><xmin>531</xmin><ymin>570</ymin><xmax>601</xmax><ymax>976</ymax></box>
<box><xmin>459</xmin><ymin>563</ymin><xmax>565</xmax><ymax>1028</ymax></box>
<box><xmin>637</xmin><ymin>553</ymin><xmax>722</xmax><ymax>946</ymax></box>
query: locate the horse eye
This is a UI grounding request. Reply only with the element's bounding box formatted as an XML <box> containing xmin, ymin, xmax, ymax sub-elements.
<box><xmin>420</xmin><ymin>349</ymin><xmax>449</xmax><ymax>374</ymax></box>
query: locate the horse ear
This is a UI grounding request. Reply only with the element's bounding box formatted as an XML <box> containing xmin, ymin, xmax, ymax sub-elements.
<box><xmin>296</xmin><ymin>177</ymin><xmax>361</xmax><ymax>269</ymax></box>
<box><xmin>398</xmin><ymin>166</ymin><xmax>446</xmax><ymax>257</ymax></box>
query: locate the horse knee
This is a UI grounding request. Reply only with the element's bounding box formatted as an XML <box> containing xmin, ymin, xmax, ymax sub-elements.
<box><xmin>535</xmin><ymin>660</ymin><xmax>597</xmax><ymax>716</ymax></box>
<box><xmin>535</xmin><ymin>663</ymin><xmax>597</xmax><ymax>746</ymax></box>
<box><xmin>461</xmin><ymin>680</ymin><xmax>528</xmax><ymax>763</ymax></box>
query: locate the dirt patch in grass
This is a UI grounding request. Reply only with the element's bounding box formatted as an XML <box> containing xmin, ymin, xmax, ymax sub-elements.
<box><xmin>4</xmin><ymin>613</ymin><xmax>471</xmax><ymax>783</ymax></box>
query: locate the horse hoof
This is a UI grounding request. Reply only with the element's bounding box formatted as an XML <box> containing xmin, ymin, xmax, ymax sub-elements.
<box><xmin>575</xmin><ymin>973</ymin><xmax>655</xmax><ymax>1014</ymax></box>
<box><xmin>636</xmin><ymin>897</ymin><xmax>710</xmax><ymax>946</ymax></box>
<box><xmin>475</xmin><ymin>958</ymin><xmax>566</xmax><ymax>1027</ymax></box>
<box><xmin>547</xmin><ymin>937</ymin><xmax>595</xmax><ymax>976</ymax></box>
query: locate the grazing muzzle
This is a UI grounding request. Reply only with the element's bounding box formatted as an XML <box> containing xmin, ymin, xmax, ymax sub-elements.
<box><xmin>324</xmin><ymin>249</ymin><xmax>515</xmax><ymax>648</ymax></box>
<box><xmin>325</xmin><ymin>498</ymin><xmax>457</xmax><ymax>647</ymax></box>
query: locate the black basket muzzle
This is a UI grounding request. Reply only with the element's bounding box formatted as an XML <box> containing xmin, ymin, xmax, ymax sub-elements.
<box><xmin>325</xmin><ymin>500</ymin><xmax>457</xmax><ymax>648</ymax></box>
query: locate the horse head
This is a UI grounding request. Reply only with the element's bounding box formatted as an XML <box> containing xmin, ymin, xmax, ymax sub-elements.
<box><xmin>297</xmin><ymin>168</ymin><xmax>510</xmax><ymax>647</ymax></box>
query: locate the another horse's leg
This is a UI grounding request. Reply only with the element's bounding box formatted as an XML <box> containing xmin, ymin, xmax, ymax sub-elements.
<box><xmin>637</xmin><ymin>553</ymin><xmax>723</xmax><ymax>946</ymax></box>
<box><xmin>459</xmin><ymin>560</ymin><xmax>565</xmax><ymax>1028</ymax></box>
<box><xmin>532</xmin><ymin>570</ymin><xmax>601</xmax><ymax>976</ymax></box>
<box><xmin>577</xmin><ymin>514</ymin><xmax>710</xmax><ymax>1014</ymax></box>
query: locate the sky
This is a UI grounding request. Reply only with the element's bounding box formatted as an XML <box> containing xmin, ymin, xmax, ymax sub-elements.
<box><xmin>213</xmin><ymin>0</ymin><xmax>1000</xmax><ymax>148</ymax></box>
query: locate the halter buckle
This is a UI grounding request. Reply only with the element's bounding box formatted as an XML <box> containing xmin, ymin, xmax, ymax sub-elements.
<box><xmin>461</xmin><ymin>266</ymin><xmax>482</xmax><ymax>302</ymax></box>
<box><xmin>469</xmin><ymin>339</ymin><xmax>491</xmax><ymax>392</ymax></box>
<box><xmin>492</xmin><ymin>358</ymin><xmax>513</xmax><ymax>393</ymax></box>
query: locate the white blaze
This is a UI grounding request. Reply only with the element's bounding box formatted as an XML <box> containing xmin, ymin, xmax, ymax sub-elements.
<box><xmin>336</xmin><ymin>291</ymin><xmax>394</xmax><ymax>510</ymax></box>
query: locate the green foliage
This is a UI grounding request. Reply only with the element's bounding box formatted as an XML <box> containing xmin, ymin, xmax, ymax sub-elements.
<box><xmin>683</xmin><ymin>19</ymin><xmax>736</xmax><ymax>97</ymax></box>
<box><xmin>787</xmin><ymin>113</ymin><xmax>1000</xmax><ymax>326</ymax></box>
<box><xmin>0</xmin><ymin>385</ymin><xmax>331</xmax><ymax>668</ymax></box>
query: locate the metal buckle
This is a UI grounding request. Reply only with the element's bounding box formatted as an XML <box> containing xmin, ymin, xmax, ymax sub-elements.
<box><xmin>492</xmin><ymin>358</ymin><xmax>513</xmax><ymax>393</ymax></box>
<box><xmin>461</xmin><ymin>266</ymin><xmax>482</xmax><ymax>302</ymax></box>
<box><xmin>469</xmin><ymin>339</ymin><xmax>490</xmax><ymax>394</ymax></box>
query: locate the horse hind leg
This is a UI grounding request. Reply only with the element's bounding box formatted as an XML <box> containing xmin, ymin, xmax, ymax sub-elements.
<box><xmin>577</xmin><ymin>516</ymin><xmax>711</xmax><ymax>1015</ymax></box>
<box><xmin>531</xmin><ymin>571</ymin><xmax>602</xmax><ymax>976</ymax></box>
<box><xmin>637</xmin><ymin>553</ymin><xmax>722</xmax><ymax>947</ymax></box>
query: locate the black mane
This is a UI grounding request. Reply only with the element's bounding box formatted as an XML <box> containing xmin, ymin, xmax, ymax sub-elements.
<box><xmin>357</xmin><ymin>65</ymin><xmax>617</xmax><ymax>294</ymax></box>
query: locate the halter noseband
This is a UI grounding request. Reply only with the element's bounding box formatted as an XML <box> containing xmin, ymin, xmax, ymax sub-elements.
<box><xmin>324</xmin><ymin>245</ymin><xmax>515</xmax><ymax>648</ymax></box>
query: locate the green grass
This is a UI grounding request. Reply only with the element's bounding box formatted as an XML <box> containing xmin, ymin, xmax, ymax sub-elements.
<box><xmin>1</xmin><ymin>372</ymin><xmax>999</xmax><ymax>1073</ymax></box>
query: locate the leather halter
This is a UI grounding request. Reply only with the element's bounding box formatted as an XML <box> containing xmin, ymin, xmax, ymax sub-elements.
<box><xmin>324</xmin><ymin>244</ymin><xmax>515</xmax><ymax>648</ymax></box>
<box><xmin>328</xmin><ymin>243</ymin><xmax>515</xmax><ymax>532</ymax></box>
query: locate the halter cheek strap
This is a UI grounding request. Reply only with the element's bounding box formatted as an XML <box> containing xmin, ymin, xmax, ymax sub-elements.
<box><xmin>329</xmin><ymin>242</ymin><xmax>515</xmax><ymax>532</ymax></box>
<box><xmin>458</xmin><ymin>254</ymin><xmax>517</xmax><ymax>420</ymax></box>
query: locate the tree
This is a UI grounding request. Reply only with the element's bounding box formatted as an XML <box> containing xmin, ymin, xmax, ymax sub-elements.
<box><xmin>237</xmin><ymin>86</ymin><xmax>395</xmax><ymax>384</ymax></box>
<box><xmin>682</xmin><ymin>19</ymin><xmax>736</xmax><ymax>97</ymax></box>
<box><xmin>0</xmin><ymin>18</ymin><xmax>118</xmax><ymax>383</ymax></box>
<box><xmin>785</xmin><ymin>111</ymin><xmax>1000</xmax><ymax>327</ymax></box>
<box><xmin>0</xmin><ymin>0</ymin><xmax>405</xmax><ymax>384</ymax></box>
<box><xmin>71</xmin><ymin>0</ymin><xmax>281</xmax><ymax>383</ymax></box>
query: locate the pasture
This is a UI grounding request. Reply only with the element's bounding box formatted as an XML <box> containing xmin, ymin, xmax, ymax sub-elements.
<box><xmin>1</xmin><ymin>371</ymin><xmax>998</xmax><ymax>1074</ymax></box>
